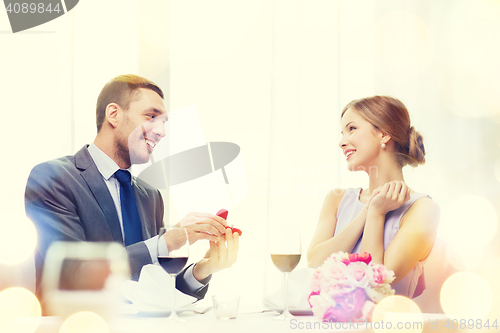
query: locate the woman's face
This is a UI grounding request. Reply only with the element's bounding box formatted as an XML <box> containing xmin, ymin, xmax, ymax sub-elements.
<box><xmin>339</xmin><ymin>108</ymin><xmax>384</xmax><ymax>170</ymax></box>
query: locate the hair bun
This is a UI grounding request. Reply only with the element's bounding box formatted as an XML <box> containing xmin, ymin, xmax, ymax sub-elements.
<box><xmin>407</xmin><ymin>126</ymin><xmax>426</xmax><ymax>166</ymax></box>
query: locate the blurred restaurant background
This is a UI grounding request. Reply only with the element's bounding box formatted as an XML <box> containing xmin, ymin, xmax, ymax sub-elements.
<box><xmin>1</xmin><ymin>0</ymin><xmax>500</xmax><ymax>325</ymax></box>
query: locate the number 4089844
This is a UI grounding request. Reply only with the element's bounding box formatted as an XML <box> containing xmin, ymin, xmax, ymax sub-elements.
<box><xmin>443</xmin><ymin>319</ymin><xmax>498</xmax><ymax>330</ymax></box>
<box><xmin>6</xmin><ymin>2</ymin><xmax>61</xmax><ymax>14</ymax></box>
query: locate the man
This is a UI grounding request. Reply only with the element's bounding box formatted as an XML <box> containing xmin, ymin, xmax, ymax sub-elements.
<box><xmin>25</xmin><ymin>74</ymin><xmax>238</xmax><ymax>302</ymax></box>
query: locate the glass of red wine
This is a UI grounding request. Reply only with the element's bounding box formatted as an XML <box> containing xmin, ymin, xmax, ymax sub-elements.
<box><xmin>157</xmin><ymin>227</ymin><xmax>189</xmax><ymax>322</ymax></box>
<box><xmin>270</xmin><ymin>226</ymin><xmax>301</xmax><ymax>320</ymax></box>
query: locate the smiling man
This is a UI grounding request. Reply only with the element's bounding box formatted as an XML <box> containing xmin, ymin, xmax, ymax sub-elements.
<box><xmin>25</xmin><ymin>74</ymin><xmax>239</xmax><ymax>303</ymax></box>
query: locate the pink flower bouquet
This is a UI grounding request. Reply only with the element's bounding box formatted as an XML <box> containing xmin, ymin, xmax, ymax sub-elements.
<box><xmin>308</xmin><ymin>252</ymin><xmax>395</xmax><ymax>322</ymax></box>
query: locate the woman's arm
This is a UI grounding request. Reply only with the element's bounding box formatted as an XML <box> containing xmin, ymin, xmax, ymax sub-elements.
<box><xmin>360</xmin><ymin>181</ymin><xmax>439</xmax><ymax>284</ymax></box>
<box><xmin>307</xmin><ymin>189</ymin><xmax>369</xmax><ymax>268</ymax></box>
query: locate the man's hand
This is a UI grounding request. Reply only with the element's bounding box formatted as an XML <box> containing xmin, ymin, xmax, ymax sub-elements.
<box><xmin>173</xmin><ymin>212</ymin><xmax>228</xmax><ymax>244</ymax></box>
<box><xmin>192</xmin><ymin>228</ymin><xmax>239</xmax><ymax>281</ymax></box>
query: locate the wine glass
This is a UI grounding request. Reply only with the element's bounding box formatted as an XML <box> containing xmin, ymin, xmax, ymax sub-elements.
<box><xmin>157</xmin><ymin>227</ymin><xmax>189</xmax><ymax>322</ymax></box>
<box><xmin>270</xmin><ymin>226</ymin><xmax>301</xmax><ymax>320</ymax></box>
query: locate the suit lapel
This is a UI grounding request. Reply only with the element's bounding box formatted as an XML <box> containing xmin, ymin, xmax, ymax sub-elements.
<box><xmin>75</xmin><ymin>146</ymin><xmax>124</xmax><ymax>243</ymax></box>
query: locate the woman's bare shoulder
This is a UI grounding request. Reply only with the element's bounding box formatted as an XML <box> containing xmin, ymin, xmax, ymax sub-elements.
<box><xmin>317</xmin><ymin>188</ymin><xmax>347</xmax><ymax>220</ymax></box>
<box><xmin>412</xmin><ymin>196</ymin><xmax>439</xmax><ymax>213</ymax></box>
<box><xmin>403</xmin><ymin>196</ymin><xmax>440</xmax><ymax>229</ymax></box>
<box><xmin>324</xmin><ymin>188</ymin><xmax>347</xmax><ymax>206</ymax></box>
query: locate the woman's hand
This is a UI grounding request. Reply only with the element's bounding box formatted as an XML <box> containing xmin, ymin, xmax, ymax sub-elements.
<box><xmin>368</xmin><ymin>181</ymin><xmax>410</xmax><ymax>216</ymax></box>
<box><xmin>365</xmin><ymin>186</ymin><xmax>382</xmax><ymax>210</ymax></box>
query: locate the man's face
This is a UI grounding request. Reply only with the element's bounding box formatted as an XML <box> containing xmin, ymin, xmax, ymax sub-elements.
<box><xmin>116</xmin><ymin>88</ymin><xmax>167</xmax><ymax>166</ymax></box>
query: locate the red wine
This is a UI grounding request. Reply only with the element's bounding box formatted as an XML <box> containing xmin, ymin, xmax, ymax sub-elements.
<box><xmin>158</xmin><ymin>257</ymin><xmax>188</xmax><ymax>275</ymax></box>
<box><xmin>271</xmin><ymin>254</ymin><xmax>301</xmax><ymax>273</ymax></box>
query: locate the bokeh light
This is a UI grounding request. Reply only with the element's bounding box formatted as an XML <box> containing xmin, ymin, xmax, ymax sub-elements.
<box><xmin>374</xmin><ymin>11</ymin><xmax>434</xmax><ymax>83</ymax></box>
<box><xmin>440</xmin><ymin>272</ymin><xmax>492</xmax><ymax>319</ymax></box>
<box><xmin>372</xmin><ymin>295</ymin><xmax>423</xmax><ymax>333</ymax></box>
<box><xmin>0</xmin><ymin>287</ymin><xmax>41</xmax><ymax>333</ymax></box>
<box><xmin>59</xmin><ymin>312</ymin><xmax>109</xmax><ymax>333</ymax></box>
<box><xmin>0</xmin><ymin>218</ymin><xmax>37</xmax><ymax>265</ymax></box>
<box><xmin>439</xmin><ymin>195</ymin><xmax>497</xmax><ymax>252</ymax></box>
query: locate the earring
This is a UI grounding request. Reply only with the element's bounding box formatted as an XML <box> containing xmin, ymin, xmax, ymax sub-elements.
<box><xmin>381</xmin><ymin>143</ymin><xmax>386</xmax><ymax>149</ymax></box>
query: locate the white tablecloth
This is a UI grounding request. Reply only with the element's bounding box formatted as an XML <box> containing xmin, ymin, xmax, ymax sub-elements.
<box><xmin>30</xmin><ymin>311</ymin><xmax>464</xmax><ymax>333</ymax></box>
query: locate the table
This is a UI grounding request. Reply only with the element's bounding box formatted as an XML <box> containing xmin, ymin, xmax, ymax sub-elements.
<box><xmin>30</xmin><ymin>311</ymin><xmax>467</xmax><ymax>333</ymax></box>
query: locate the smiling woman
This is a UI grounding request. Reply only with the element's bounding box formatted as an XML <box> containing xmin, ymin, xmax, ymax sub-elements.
<box><xmin>307</xmin><ymin>96</ymin><xmax>439</xmax><ymax>299</ymax></box>
<box><xmin>341</xmin><ymin>97</ymin><xmax>425</xmax><ymax>168</ymax></box>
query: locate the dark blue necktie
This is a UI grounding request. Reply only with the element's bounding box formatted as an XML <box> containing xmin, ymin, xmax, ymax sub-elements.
<box><xmin>115</xmin><ymin>170</ymin><xmax>142</xmax><ymax>246</ymax></box>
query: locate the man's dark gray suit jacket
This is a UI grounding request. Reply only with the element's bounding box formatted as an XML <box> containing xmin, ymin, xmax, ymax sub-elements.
<box><xmin>25</xmin><ymin>145</ymin><xmax>209</xmax><ymax>299</ymax></box>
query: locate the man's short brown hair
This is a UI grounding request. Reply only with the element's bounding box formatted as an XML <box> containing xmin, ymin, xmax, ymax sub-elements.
<box><xmin>95</xmin><ymin>74</ymin><xmax>164</xmax><ymax>131</ymax></box>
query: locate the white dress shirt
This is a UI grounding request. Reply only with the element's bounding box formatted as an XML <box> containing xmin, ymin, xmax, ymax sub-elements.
<box><xmin>87</xmin><ymin>143</ymin><xmax>204</xmax><ymax>291</ymax></box>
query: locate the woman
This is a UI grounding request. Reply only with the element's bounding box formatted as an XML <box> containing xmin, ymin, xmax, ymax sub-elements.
<box><xmin>307</xmin><ymin>96</ymin><xmax>439</xmax><ymax>298</ymax></box>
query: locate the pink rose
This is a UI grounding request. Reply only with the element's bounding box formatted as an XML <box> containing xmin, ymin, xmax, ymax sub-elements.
<box><xmin>310</xmin><ymin>251</ymin><xmax>396</xmax><ymax>323</ymax></box>
<box><xmin>308</xmin><ymin>291</ymin><xmax>320</xmax><ymax>307</ymax></box>
<box><xmin>320</xmin><ymin>261</ymin><xmax>348</xmax><ymax>282</ymax></box>
<box><xmin>348</xmin><ymin>252</ymin><xmax>372</xmax><ymax>265</ymax></box>
<box><xmin>322</xmin><ymin>279</ymin><xmax>356</xmax><ymax>298</ymax></box>
<box><xmin>370</xmin><ymin>263</ymin><xmax>395</xmax><ymax>287</ymax></box>
<box><xmin>364</xmin><ymin>283</ymin><xmax>395</xmax><ymax>303</ymax></box>
<box><xmin>323</xmin><ymin>288</ymin><xmax>368</xmax><ymax>322</ymax></box>
<box><xmin>311</xmin><ymin>270</ymin><xmax>326</xmax><ymax>292</ymax></box>
<box><xmin>328</xmin><ymin>252</ymin><xmax>350</xmax><ymax>264</ymax></box>
<box><xmin>345</xmin><ymin>262</ymin><xmax>373</xmax><ymax>288</ymax></box>
<box><xmin>341</xmin><ymin>257</ymin><xmax>351</xmax><ymax>265</ymax></box>
<box><xmin>309</xmin><ymin>293</ymin><xmax>334</xmax><ymax>319</ymax></box>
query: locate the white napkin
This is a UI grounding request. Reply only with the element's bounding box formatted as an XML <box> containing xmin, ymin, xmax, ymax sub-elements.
<box><xmin>121</xmin><ymin>264</ymin><xmax>197</xmax><ymax>311</ymax></box>
<box><xmin>264</xmin><ymin>268</ymin><xmax>315</xmax><ymax>310</ymax></box>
